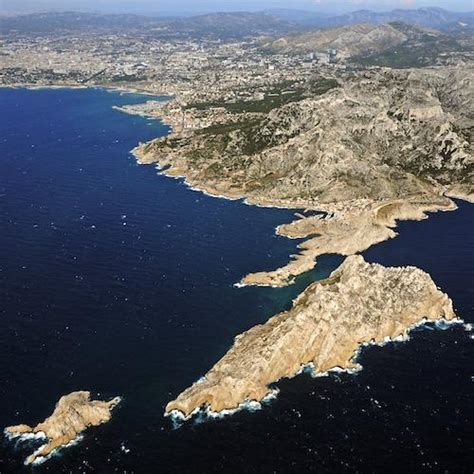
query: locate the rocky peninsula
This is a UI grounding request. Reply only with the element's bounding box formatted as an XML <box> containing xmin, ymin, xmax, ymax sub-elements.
<box><xmin>132</xmin><ymin>66</ymin><xmax>473</xmax><ymax>286</ymax></box>
<box><xmin>5</xmin><ymin>391</ymin><xmax>121</xmax><ymax>465</ymax></box>
<box><xmin>166</xmin><ymin>255</ymin><xmax>456</xmax><ymax>418</ymax></box>
<box><xmin>241</xmin><ymin>198</ymin><xmax>457</xmax><ymax>286</ymax></box>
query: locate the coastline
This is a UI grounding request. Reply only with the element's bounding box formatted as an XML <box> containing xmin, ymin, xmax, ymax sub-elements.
<box><xmin>5</xmin><ymin>392</ymin><xmax>121</xmax><ymax>466</ymax></box>
<box><xmin>5</xmin><ymin>84</ymin><xmax>471</xmax><ymax>421</ymax></box>
<box><xmin>1</xmin><ymin>84</ymin><xmax>472</xmax><ymax>473</ymax></box>
<box><xmin>132</xmin><ymin>140</ymin><xmax>465</xmax><ymax>287</ymax></box>
<box><xmin>122</xmin><ymin>85</ymin><xmax>472</xmax><ymax>421</ymax></box>
<box><xmin>166</xmin><ymin>316</ymin><xmax>468</xmax><ymax>422</ymax></box>
<box><xmin>0</xmin><ymin>82</ymin><xmax>171</xmax><ymax>99</ymax></box>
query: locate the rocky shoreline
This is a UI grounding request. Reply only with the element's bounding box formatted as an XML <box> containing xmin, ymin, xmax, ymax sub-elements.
<box><xmin>132</xmin><ymin>138</ymin><xmax>461</xmax><ymax>287</ymax></box>
<box><xmin>165</xmin><ymin>255</ymin><xmax>457</xmax><ymax>418</ymax></box>
<box><xmin>130</xmin><ymin>66</ymin><xmax>472</xmax><ymax>287</ymax></box>
<box><xmin>3</xmin><ymin>63</ymin><xmax>472</xmax><ymax>448</ymax></box>
<box><xmin>5</xmin><ymin>392</ymin><xmax>121</xmax><ymax>465</ymax></box>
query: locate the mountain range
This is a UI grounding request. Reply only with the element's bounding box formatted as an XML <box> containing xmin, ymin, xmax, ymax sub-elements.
<box><xmin>1</xmin><ymin>7</ymin><xmax>472</xmax><ymax>39</ymax></box>
<box><xmin>267</xmin><ymin>7</ymin><xmax>473</xmax><ymax>30</ymax></box>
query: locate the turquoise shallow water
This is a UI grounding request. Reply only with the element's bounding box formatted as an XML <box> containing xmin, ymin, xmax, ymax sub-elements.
<box><xmin>0</xmin><ymin>87</ymin><xmax>472</xmax><ymax>473</ymax></box>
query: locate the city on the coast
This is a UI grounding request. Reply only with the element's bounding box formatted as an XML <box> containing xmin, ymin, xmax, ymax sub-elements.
<box><xmin>1</xmin><ymin>4</ymin><xmax>473</xmax><ymax>471</ymax></box>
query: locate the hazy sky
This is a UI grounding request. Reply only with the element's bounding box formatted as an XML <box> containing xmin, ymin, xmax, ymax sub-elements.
<box><xmin>1</xmin><ymin>0</ymin><xmax>472</xmax><ymax>14</ymax></box>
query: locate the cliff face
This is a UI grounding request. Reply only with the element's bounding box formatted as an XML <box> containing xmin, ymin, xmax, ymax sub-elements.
<box><xmin>166</xmin><ymin>255</ymin><xmax>456</xmax><ymax>418</ymax></box>
<box><xmin>5</xmin><ymin>391</ymin><xmax>120</xmax><ymax>465</ymax></box>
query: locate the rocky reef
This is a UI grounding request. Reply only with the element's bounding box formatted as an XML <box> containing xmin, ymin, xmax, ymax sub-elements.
<box><xmin>5</xmin><ymin>391</ymin><xmax>121</xmax><ymax>465</ymax></box>
<box><xmin>166</xmin><ymin>255</ymin><xmax>456</xmax><ymax>418</ymax></box>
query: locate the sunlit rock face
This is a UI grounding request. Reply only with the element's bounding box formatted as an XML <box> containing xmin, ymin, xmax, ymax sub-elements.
<box><xmin>5</xmin><ymin>391</ymin><xmax>121</xmax><ymax>465</ymax></box>
<box><xmin>166</xmin><ymin>255</ymin><xmax>455</xmax><ymax>419</ymax></box>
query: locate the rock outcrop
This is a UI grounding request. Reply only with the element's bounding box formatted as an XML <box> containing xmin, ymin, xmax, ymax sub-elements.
<box><xmin>166</xmin><ymin>255</ymin><xmax>456</xmax><ymax>418</ymax></box>
<box><xmin>5</xmin><ymin>391</ymin><xmax>121</xmax><ymax>465</ymax></box>
<box><xmin>241</xmin><ymin>198</ymin><xmax>456</xmax><ymax>286</ymax></box>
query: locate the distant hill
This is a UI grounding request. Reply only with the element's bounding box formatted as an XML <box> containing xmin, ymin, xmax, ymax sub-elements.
<box><xmin>0</xmin><ymin>11</ymin><xmax>294</xmax><ymax>39</ymax></box>
<box><xmin>0</xmin><ymin>12</ymin><xmax>164</xmax><ymax>35</ymax></box>
<box><xmin>268</xmin><ymin>7</ymin><xmax>473</xmax><ymax>31</ymax></box>
<box><xmin>1</xmin><ymin>8</ymin><xmax>471</xmax><ymax>42</ymax></box>
<box><xmin>352</xmin><ymin>22</ymin><xmax>471</xmax><ymax>68</ymax></box>
<box><xmin>165</xmin><ymin>12</ymin><xmax>294</xmax><ymax>39</ymax></box>
<box><xmin>262</xmin><ymin>23</ymin><xmax>409</xmax><ymax>58</ymax></box>
<box><xmin>328</xmin><ymin>7</ymin><xmax>473</xmax><ymax>30</ymax></box>
<box><xmin>263</xmin><ymin>8</ymin><xmax>330</xmax><ymax>23</ymax></box>
<box><xmin>261</xmin><ymin>22</ymin><xmax>469</xmax><ymax>67</ymax></box>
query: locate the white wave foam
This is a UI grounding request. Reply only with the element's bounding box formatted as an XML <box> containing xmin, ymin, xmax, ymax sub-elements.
<box><xmin>308</xmin><ymin>317</ymin><xmax>465</xmax><ymax>378</ymax></box>
<box><xmin>433</xmin><ymin>317</ymin><xmax>465</xmax><ymax>330</ymax></box>
<box><xmin>233</xmin><ymin>280</ymin><xmax>283</xmax><ymax>289</ymax></box>
<box><xmin>166</xmin><ymin>317</ymin><xmax>465</xmax><ymax>425</ymax></box>
<box><xmin>311</xmin><ymin>363</ymin><xmax>363</xmax><ymax>378</ymax></box>
<box><xmin>28</xmin><ymin>435</ymin><xmax>84</xmax><ymax>466</ymax></box>
<box><xmin>3</xmin><ymin>430</ymin><xmax>46</xmax><ymax>442</ymax></box>
<box><xmin>165</xmin><ymin>388</ymin><xmax>280</xmax><ymax>426</ymax></box>
<box><xmin>120</xmin><ymin>443</ymin><xmax>131</xmax><ymax>454</ymax></box>
<box><xmin>153</xmin><ymin>161</ymin><xmax>303</xmax><ymax>211</ymax></box>
<box><xmin>184</xmin><ymin>179</ymin><xmax>242</xmax><ymax>203</ymax></box>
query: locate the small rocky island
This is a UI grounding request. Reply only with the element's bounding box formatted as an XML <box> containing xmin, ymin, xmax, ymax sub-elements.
<box><xmin>5</xmin><ymin>391</ymin><xmax>121</xmax><ymax>465</ymax></box>
<box><xmin>166</xmin><ymin>255</ymin><xmax>456</xmax><ymax>419</ymax></box>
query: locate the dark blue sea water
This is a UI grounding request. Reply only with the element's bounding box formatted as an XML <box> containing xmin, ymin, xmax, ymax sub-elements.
<box><xmin>0</xmin><ymin>88</ymin><xmax>472</xmax><ymax>473</ymax></box>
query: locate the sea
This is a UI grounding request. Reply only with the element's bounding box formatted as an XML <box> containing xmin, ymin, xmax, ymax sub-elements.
<box><xmin>0</xmin><ymin>87</ymin><xmax>472</xmax><ymax>473</ymax></box>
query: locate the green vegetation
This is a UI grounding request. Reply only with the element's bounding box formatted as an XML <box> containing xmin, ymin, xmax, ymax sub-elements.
<box><xmin>185</xmin><ymin>78</ymin><xmax>339</xmax><ymax>114</ymax></box>
<box><xmin>160</xmin><ymin>78</ymin><xmax>340</xmax><ymax>169</ymax></box>
<box><xmin>195</xmin><ymin>118</ymin><xmax>262</xmax><ymax>136</ymax></box>
<box><xmin>307</xmin><ymin>78</ymin><xmax>339</xmax><ymax>96</ymax></box>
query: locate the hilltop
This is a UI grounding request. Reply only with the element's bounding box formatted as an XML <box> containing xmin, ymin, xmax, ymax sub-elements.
<box><xmin>267</xmin><ymin>7</ymin><xmax>473</xmax><ymax>30</ymax></box>
<box><xmin>261</xmin><ymin>23</ymin><xmax>408</xmax><ymax>58</ymax></box>
<box><xmin>261</xmin><ymin>22</ymin><xmax>470</xmax><ymax>67</ymax></box>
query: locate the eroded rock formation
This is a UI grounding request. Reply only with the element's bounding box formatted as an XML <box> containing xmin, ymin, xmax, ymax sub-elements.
<box><xmin>165</xmin><ymin>255</ymin><xmax>456</xmax><ymax>418</ymax></box>
<box><xmin>5</xmin><ymin>391</ymin><xmax>120</xmax><ymax>465</ymax></box>
<box><xmin>241</xmin><ymin>198</ymin><xmax>456</xmax><ymax>286</ymax></box>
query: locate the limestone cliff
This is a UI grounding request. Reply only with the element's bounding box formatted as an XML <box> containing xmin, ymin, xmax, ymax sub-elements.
<box><xmin>5</xmin><ymin>391</ymin><xmax>120</xmax><ymax>465</ymax></box>
<box><xmin>166</xmin><ymin>255</ymin><xmax>456</xmax><ymax>418</ymax></box>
